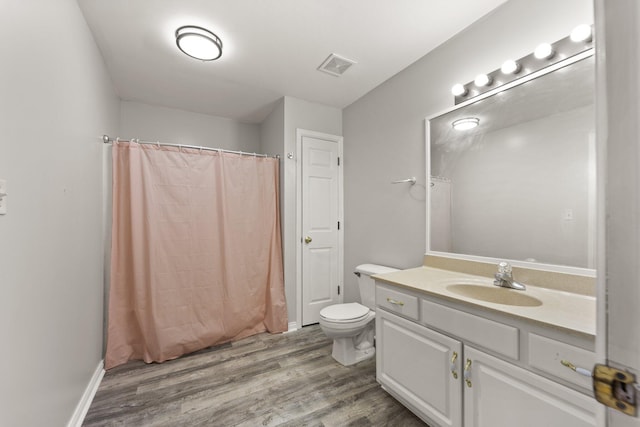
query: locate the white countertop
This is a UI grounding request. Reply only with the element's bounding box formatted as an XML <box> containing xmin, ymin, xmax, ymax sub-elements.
<box><xmin>374</xmin><ymin>266</ymin><xmax>596</xmax><ymax>338</ymax></box>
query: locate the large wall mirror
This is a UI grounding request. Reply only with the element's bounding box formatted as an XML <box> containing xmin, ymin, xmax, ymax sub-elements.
<box><xmin>427</xmin><ymin>52</ymin><xmax>595</xmax><ymax>273</ymax></box>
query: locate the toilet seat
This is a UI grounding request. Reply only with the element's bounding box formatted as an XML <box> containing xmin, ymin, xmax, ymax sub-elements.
<box><xmin>320</xmin><ymin>303</ymin><xmax>370</xmax><ymax>323</ymax></box>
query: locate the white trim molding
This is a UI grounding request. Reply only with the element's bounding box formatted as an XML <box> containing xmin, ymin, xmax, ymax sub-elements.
<box><xmin>285</xmin><ymin>321</ymin><xmax>298</xmax><ymax>333</ymax></box>
<box><xmin>67</xmin><ymin>360</ymin><xmax>104</xmax><ymax>427</ymax></box>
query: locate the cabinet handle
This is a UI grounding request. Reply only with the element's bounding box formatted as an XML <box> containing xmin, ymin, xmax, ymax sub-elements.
<box><xmin>560</xmin><ymin>360</ymin><xmax>592</xmax><ymax>377</ymax></box>
<box><xmin>386</xmin><ymin>297</ymin><xmax>405</xmax><ymax>306</ymax></box>
<box><xmin>450</xmin><ymin>351</ymin><xmax>458</xmax><ymax>379</ymax></box>
<box><xmin>464</xmin><ymin>358</ymin><xmax>472</xmax><ymax>388</ymax></box>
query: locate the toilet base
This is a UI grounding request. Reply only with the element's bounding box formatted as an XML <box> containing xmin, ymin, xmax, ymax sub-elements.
<box><xmin>331</xmin><ymin>338</ymin><xmax>375</xmax><ymax>366</ymax></box>
<box><xmin>329</xmin><ymin>321</ymin><xmax>376</xmax><ymax>366</ymax></box>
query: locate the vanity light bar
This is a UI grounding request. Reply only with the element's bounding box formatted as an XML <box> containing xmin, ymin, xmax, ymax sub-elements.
<box><xmin>451</xmin><ymin>24</ymin><xmax>593</xmax><ymax>105</ymax></box>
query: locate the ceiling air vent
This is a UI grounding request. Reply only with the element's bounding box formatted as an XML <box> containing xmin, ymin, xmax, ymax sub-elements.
<box><xmin>317</xmin><ymin>53</ymin><xmax>356</xmax><ymax>77</ymax></box>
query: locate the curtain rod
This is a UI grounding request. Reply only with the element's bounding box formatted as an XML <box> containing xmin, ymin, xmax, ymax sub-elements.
<box><xmin>101</xmin><ymin>135</ymin><xmax>280</xmax><ymax>159</ymax></box>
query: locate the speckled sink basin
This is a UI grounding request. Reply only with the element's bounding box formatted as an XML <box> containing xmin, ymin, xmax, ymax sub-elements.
<box><xmin>446</xmin><ymin>284</ymin><xmax>543</xmax><ymax>307</ymax></box>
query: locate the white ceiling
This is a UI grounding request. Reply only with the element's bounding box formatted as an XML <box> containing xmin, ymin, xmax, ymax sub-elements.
<box><xmin>78</xmin><ymin>0</ymin><xmax>508</xmax><ymax>123</ymax></box>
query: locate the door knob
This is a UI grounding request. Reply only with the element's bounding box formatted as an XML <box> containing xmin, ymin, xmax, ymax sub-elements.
<box><xmin>304</xmin><ymin>236</ymin><xmax>312</xmax><ymax>244</ymax></box>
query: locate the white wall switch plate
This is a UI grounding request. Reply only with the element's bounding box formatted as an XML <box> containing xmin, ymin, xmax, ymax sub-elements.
<box><xmin>0</xmin><ymin>179</ymin><xmax>7</xmax><ymax>215</ymax></box>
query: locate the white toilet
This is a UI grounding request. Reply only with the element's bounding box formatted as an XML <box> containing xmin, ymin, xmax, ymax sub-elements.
<box><xmin>319</xmin><ymin>263</ymin><xmax>399</xmax><ymax>366</ymax></box>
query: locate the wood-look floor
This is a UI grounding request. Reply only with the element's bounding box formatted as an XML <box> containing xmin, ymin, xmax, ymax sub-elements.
<box><xmin>83</xmin><ymin>325</ymin><xmax>427</xmax><ymax>427</ymax></box>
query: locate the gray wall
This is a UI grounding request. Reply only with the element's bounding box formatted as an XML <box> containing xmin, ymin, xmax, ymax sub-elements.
<box><xmin>260</xmin><ymin>99</ymin><xmax>286</xmax><ymax>158</ymax></box>
<box><xmin>120</xmin><ymin>101</ymin><xmax>261</xmax><ymax>151</ymax></box>
<box><xmin>342</xmin><ymin>0</ymin><xmax>593</xmax><ymax>303</ymax></box>
<box><xmin>0</xmin><ymin>0</ymin><xmax>120</xmax><ymax>425</ymax></box>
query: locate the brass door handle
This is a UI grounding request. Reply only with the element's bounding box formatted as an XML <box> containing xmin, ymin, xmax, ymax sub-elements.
<box><xmin>464</xmin><ymin>359</ymin><xmax>472</xmax><ymax>387</ymax></box>
<box><xmin>304</xmin><ymin>236</ymin><xmax>312</xmax><ymax>244</ymax></box>
<box><xmin>450</xmin><ymin>351</ymin><xmax>458</xmax><ymax>379</ymax></box>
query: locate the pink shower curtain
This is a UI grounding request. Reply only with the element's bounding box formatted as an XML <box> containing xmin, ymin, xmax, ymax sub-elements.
<box><xmin>105</xmin><ymin>142</ymin><xmax>287</xmax><ymax>369</ymax></box>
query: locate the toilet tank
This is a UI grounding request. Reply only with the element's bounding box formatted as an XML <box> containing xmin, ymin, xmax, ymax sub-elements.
<box><xmin>355</xmin><ymin>264</ymin><xmax>399</xmax><ymax>310</ymax></box>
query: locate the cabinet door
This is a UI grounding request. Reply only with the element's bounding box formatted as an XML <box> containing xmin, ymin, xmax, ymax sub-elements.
<box><xmin>377</xmin><ymin>308</ymin><xmax>462</xmax><ymax>427</ymax></box>
<box><xmin>463</xmin><ymin>346</ymin><xmax>597</xmax><ymax>427</ymax></box>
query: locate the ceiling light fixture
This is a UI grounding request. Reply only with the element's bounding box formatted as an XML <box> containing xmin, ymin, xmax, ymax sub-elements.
<box><xmin>452</xmin><ymin>117</ymin><xmax>480</xmax><ymax>131</ymax></box>
<box><xmin>175</xmin><ymin>25</ymin><xmax>222</xmax><ymax>61</ymax></box>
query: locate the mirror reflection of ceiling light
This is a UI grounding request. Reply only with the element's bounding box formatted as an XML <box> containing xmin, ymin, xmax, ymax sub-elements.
<box><xmin>570</xmin><ymin>24</ymin><xmax>592</xmax><ymax>42</ymax></box>
<box><xmin>451</xmin><ymin>83</ymin><xmax>467</xmax><ymax>96</ymax></box>
<box><xmin>501</xmin><ymin>59</ymin><xmax>521</xmax><ymax>75</ymax></box>
<box><xmin>474</xmin><ymin>74</ymin><xmax>492</xmax><ymax>87</ymax></box>
<box><xmin>452</xmin><ymin>117</ymin><xmax>480</xmax><ymax>131</ymax></box>
<box><xmin>175</xmin><ymin>26</ymin><xmax>223</xmax><ymax>61</ymax></box>
<box><xmin>534</xmin><ymin>43</ymin><xmax>555</xmax><ymax>60</ymax></box>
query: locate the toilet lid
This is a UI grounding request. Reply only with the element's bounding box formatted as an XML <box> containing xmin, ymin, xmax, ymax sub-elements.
<box><xmin>320</xmin><ymin>303</ymin><xmax>370</xmax><ymax>321</ymax></box>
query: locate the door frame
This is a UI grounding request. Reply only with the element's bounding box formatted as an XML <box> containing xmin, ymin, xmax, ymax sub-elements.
<box><xmin>596</xmin><ymin>1</ymin><xmax>640</xmax><ymax>426</ymax></box>
<box><xmin>296</xmin><ymin>128</ymin><xmax>344</xmax><ymax>328</ymax></box>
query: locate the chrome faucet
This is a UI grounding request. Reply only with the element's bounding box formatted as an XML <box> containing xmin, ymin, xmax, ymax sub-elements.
<box><xmin>493</xmin><ymin>261</ymin><xmax>526</xmax><ymax>291</ymax></box>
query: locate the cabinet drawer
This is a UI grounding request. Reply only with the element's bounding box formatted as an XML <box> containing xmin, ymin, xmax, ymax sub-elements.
<box><xmin>376</xmin><ymin>284</ymin><xmax>419</xmax><ymax>321</ymax></box>
<box><xmin>421</xmin><ymin>299</ymin><xmax>519</xmax><ymax>360</ymax></box>
<box><xmin>528</xmin><ymin>333</ymin><xmax>595</xmax><ymax>390</ymax></box>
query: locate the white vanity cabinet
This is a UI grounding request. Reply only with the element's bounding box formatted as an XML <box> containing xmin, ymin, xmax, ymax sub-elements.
<box><xmin>463</xmin><ymin>346</ymin><xmax>596</xmax><ymax>427</ymax></box>
<box><xmin>375</xmin><ymin>281</ymin><xmax>599</xmax><ymax>427</ymax></box>
<box><xmin>376</xmin><ymin>308</ymin><xmax>462</xmax><ymax>427</ymax></box>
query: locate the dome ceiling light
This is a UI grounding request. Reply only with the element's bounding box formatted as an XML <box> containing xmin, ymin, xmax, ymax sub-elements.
<box><xmin>175</xmin><ymin>25</ymin><xmax>223</xmax><ymax>61</ymax></box>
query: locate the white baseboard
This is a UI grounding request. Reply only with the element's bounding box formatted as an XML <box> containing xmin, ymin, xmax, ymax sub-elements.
<box><xmin>285</xmin><ymin>321</ymin><xmax>298</xmax><ymax>333</ymax></box>
<box><xmin>67</xmin><ymin>359</ymin><xmax>105</xmax><ymax>427</ymax></box>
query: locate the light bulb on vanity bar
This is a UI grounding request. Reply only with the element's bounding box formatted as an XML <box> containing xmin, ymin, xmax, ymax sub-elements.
<box><xmin>534</xmin><ymin>43</ymin><xmax>554</xmax><ymax>60</ymax></box>
<box><xmin>570</xmin><ymin>24</ymin><xmax>592</xmax><ymax>43</ymax></box>
<box><xmin>451</xmin><ymin>83</ymin><xmax>467</xmax><ymax>96</ymax></box>
<box><xmin>501</xmin><ymin>59</ymin><xmax>520</xmax><ymax>75</ymax></box>
<box><xmin>474</xmin><ymin>74</ymin><xmax>492</xmax><ymax>87</ymax></box>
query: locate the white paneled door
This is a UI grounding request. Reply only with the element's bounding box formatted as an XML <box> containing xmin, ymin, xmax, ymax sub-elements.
<box><xmin>300</xmin><ymin>132</ymin><xmax>342</xmax><ymax>326</ymax></box>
